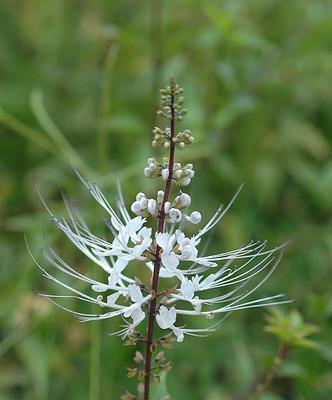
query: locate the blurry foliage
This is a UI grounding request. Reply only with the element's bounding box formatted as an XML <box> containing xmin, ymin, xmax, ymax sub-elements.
<box><xmin>265</xmin><ymin>309</ymin><xmax>319</xmax><ymax>350</ymax></box>
<box><xmin>0</xmin><ymin>0</ymin><xmax>331</xmax><ymax>399</ymax></box>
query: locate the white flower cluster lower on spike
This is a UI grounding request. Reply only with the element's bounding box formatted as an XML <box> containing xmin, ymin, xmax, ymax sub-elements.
<box><xmin>31</xmin><ymin>174</ymin><xmax>290</xmax><ymax>343</ymax></box>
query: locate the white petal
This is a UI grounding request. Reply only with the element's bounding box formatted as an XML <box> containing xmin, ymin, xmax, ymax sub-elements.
<box><xmin>107</xmin><ymin>292</ymin><xmax>120</xmax><ymax>306</ymax></box>
<box><xmin>161</xmin><ymin>252</ymin><xmax>179</xmax><ymax>270</ymax></box>
<box><xmin>172</xmin><ymin>327</ymin><xmax>184</xmax><ymax>342</ymax></box>
<box><xmin>127</xmin><ymin>216</ymin><xmax>145</xmax><ymax>235</ymax></box>
<box><xmin>108</xmin><ymin>270</ymin><xmax>121</xmax><ymax>286</ymax></box>
<box><xmin>181</xmin><ymin>278</ymin><xmax>195</xmax><ymax>299</ymax></box>
<box><xmin>168</xmin><ymin>306</ymin><xmax>177</xmax><ymax>326</ymax></box>
<box><xmin>156</xmin><ymin>312</ymin><xmax>169</xmax><ymax>329</ymax></box>
<box><xmin>128</xmin><ymin>284</ymin><xmax>144</xmax><ymax>303</ymax></box>
<box><xmin>91</xmin><ymin>283</ymin><xmax>109</xmax><ymax>293</ymax></box>
<box><xmin>156</xmin><ymin>232</ymin><xmax>171</xmax><ymax>250</ymax></box>
<box><xmin>131</xmin><ymin>307</ymin><xmax>145</xmax><ymax>325</ymax></box>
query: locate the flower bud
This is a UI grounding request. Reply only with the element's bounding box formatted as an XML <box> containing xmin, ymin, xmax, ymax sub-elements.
<box><xmin>131</xmin><ymin>201</ymin><xmax>141</xmax><ymax>214</ymax></box>
<box><xmin>180</xmin><ymin>193</ymin><xmax>191</xmax><ymax>207</ymax></box>
<box><xmin>169</xmin><ymin>208</ymin><xmax>182</xmax><ymax>223</ymax></box>
<box><xmin>187</xmin><ymin>169</ymin><xmax>195</xmax><ymax>178</ymax></box>
<box><xmin>147</xmin><ymin>199</ymin><xmax>157</xmax><ymax>216</ymax></box>
<box><xmin>157</xmin><ymin>190</ymin><xmax>164</xmax><ymax>203</ymax></box>
<box><xmin>139</xmin><ymin>197</ymin><xmax>148</xmax><ymax>209</ymax></box>
<box><xmin>144</xmin><ymin>167</ymin><xmax>151</xmax><ymax>177</ymax></box>
<box><xmin>164</xmin><ymin>201</ymin><xmax>171</xmax><ymax>214</ymax></box>
<box><xmin>190</xmin><ymin>211</ymin><xmax>201</xmax><ymax>224</ymax></box>
<box><xmin>136</xmin><ymin>192</ymin><xmax>145</xmax><ymax>201</ymax></box>
<box><xmin>173</xmin><ymin>169</ymin><xmax>182</xmax><ymax>179</ymax></box>
<box><xmin>161</xmin><ymin>169</ymin><xmax>169</xmax><ymax>180</ymax></box>
<box><xmin>181</xmin><ymin>177</ymin><xmax>191</xmax><ymax>186</ymax></box>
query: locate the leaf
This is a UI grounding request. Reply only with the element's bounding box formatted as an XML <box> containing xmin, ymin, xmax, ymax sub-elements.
<box><xmin>264</xmin><ymin>309</ymin><xmax>319</xmax><ymax>349</ymax></box>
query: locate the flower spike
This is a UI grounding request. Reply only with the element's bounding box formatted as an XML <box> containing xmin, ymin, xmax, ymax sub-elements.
<box><xmin>31</xmin><ymin>77</ymin><xmax>290</xmax><ymax>400</ymax></box>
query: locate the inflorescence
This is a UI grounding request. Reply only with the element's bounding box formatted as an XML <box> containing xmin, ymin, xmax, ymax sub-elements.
<box><xmin>31</xmin><ymin>77</ymin><xmax>289</xmax><ymax>399</ymax></box>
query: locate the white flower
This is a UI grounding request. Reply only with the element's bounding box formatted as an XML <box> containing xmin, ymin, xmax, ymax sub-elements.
<box><xmin>156</xmin><ymin>232</ymin><xmax>180</xmax><ymax>275</ymax></box>
<box><xmin>180</xmin><ymin>277</ymin><xmax>196</xmax><ymax>300</ymax></box>
<box><xmin>123</xmin><ymin>284</ymin><xmax>146</xmax><ymax>327</ymax></box>
<box><xmin>93</xmin><ymin>218</ymin><xmax>152</xmax><ymax>285</ymax></box>
<box><xmin>156</xmin><ymin>306</ymin><xmax>184</xmax><ymax>342</ymax></box>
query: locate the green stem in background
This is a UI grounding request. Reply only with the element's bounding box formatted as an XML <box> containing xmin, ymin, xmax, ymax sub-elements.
<box><xmin>0</xmin><ymin>106</ymin><xmax>57</xmax><ymax>156</ymax></box>
<box><xmin>98</xmin><ymin>44</ymin><xmax>118</xmax><ymax>173</ymax></box>
<box><xmin>30</xmin><ymin>90</ymin><xmax>93</xmax><ymax>175</ymax></box>
<box><xmin>232</xmin><ymin>342</ymin><xmax>289</xmax><ymax>400</ymax></box>
<box><xmin>89</xmin><ymin>268</ymin><xmax>103</xmax><ymax>400</ymax></box>
<box><xmin>254</xmin><ymin>342</ymin><xmax>288</xmax><ymax>399</ymax></box>
<box><xmin>150</xmin><ymin>0</ymin><xmax>164</xmax><ymax>130</ymax></box>
<box><xmin>89</xmin><ymin>320</ymin><xmax>101</xmax><ymax>400</ymax></box>
<box><xmin>143</xmin><ymin>81</ymin><xmax>176</xmax><ymax>400</ymax></box>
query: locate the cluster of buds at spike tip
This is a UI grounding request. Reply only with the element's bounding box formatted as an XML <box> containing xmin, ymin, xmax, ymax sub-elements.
<box><xmin>157</xmin><ymin>78</ymin><xmax>187</xmax><ymax>121</ymax></box>
<box><xmin>131</xmin><ymin>191</ymin><xmax>201</xmax><ymax>224</ymax></box>
<box><xmin>144</xmin><ymin>158</ymin><xmax>195</xmax><ymax>186</ymax></box>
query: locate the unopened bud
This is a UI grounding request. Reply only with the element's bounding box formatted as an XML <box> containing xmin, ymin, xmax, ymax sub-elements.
<box><xmin>144</xmin><ymin>167</ymin><xmax>151</xmax><ymax>177</ymax></box>
<box><xmin>190</xmin><ymin>211</ymin><xmax>201</xmax><ymax>224</ymax></box>
<box><xmin>169</xmin><ymin>208</ymin><xmax>182</xmax><ymax>223</ymax></box>
<box><xmin>139</xmin><ymin>197</ymin><xmax>148</xmax><ymax>209</ymax></box>
<box><xmin>157</xmin><ymin>190</ymin><xmax>164</xmax><ymax>203</ymax></box>
<box><xmin>180</xmin><ymin>193</ymin><xmax>191</xmax><ymax>207</ymax></box>
<box><xmin>173</xmin><ymin>169</ymin><xmax>182</xmax><ymax>179</ymax></box>
<box><xmin>181</xmin><ymin>177</ymin><xmax>191</xmax><ymax>186</ymax></box>
<box><xmin>161</xmin><ymin>169</ymin><xmax>169</xmax><ymax>180</ymax></box>
<box><xmin>131</xmin><ymin>201</ymin><xmax>141</xmax><ymax>214</ymax></box>
<box><xmin>136</xmin><ymin>192</ymin><xmax>145</xmax><ymax>201</ymax></box>
<box><xmin>187</xmin><ymin>169</ymin><xmax>195</xmax><ymax>178</ymax></box>
<box><xmin>164</xmin><ymin>201</ymin><xmax>171</xmax><ymax>214</ymax></box>
<box><xmin>147</xmin><ymin>199</ymin><xmax>157</xmax><ymax>216</ymax></box>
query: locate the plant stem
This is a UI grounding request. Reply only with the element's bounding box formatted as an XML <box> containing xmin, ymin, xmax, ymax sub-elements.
<box><xmin>143</xmin><ymin>90</ymin><xmax>176</xmax><ymax>400</ymax></box>
<box><xmin>254</xmin><ymin>342</ymin><xmax>288</xmax><ymax>398</ymax></box>
<box><xmin>231</xmin><ymin>342</ymin><xmax>289</xmax><ymax>400</ymax></box>
<box><xmin>150</xmin><ymin>0</ymin><xmax>164</xmax><ymax>130</ymax></box>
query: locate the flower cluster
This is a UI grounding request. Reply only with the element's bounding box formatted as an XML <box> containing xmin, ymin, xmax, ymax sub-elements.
<box><xmin>130</xmin><ymin>191</ymin><xmax>201</xmax><ymax>224</ymax></box>
<box><xmin>32</xmin><ymin>77</ymin><xmax>289</xmax><ymax>398</ymax></box>
<box><xmin>144</xmin><ymin>157</ymin><xmax>194</xmax><ymax>186</ymax></box>
<box><xmin>152</xmin><ymin>127</ymin><xmax>194</xmax><ymax>149</ymax></box>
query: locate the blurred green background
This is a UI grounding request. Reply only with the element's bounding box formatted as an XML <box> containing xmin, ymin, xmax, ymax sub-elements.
<box><xmin>0</xmin><ymin>1</ymin><xmax>331</xmax><ymax>399</ymax></box>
